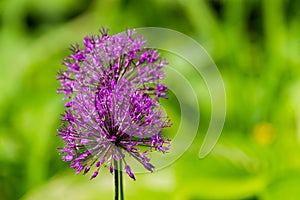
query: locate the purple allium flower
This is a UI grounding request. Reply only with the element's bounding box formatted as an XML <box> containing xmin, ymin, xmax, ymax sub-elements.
<box><xmin>57</xmin><ymin>28</ymin><xmax>171</xmax><ymax>180</ymax></box>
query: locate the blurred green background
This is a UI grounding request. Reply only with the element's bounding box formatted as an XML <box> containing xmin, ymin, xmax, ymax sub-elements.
<box><xmin>1</xmin><ymin>0</ymin><xmax>300</xmax><ymax>199</ymax></box>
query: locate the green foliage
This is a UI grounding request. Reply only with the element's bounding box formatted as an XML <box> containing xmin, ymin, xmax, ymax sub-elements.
<box><xmin>1</xmin><ymin>0</ymin><xmax>300</xmax><ymax>199</ymax></box>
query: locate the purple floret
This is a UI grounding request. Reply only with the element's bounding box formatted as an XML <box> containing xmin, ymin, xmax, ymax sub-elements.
<box><xmin>57</xmin><ymin>28</ymin><xmax>171</xmax><ymax>180</ymax></box>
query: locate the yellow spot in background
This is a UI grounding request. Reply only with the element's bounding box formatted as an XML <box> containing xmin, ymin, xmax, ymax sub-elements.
<box><xmin>252</xmin><ymin>122</ymin><xmax>276</xmax><ymax>146</ymax></box>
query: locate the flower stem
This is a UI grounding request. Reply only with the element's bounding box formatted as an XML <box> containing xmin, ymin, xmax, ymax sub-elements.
<box><xmin>114</xmin><ymin>160</ymin><xmax>119</xmax><ymax>200</ymax></box>
<box><xmin>119</xmin><ymin>160</ymin><xmax>124</xmax><ymax>200</ymax></box>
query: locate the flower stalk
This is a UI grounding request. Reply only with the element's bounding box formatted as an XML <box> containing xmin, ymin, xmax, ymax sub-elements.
<box><xmin>114</xmin><ymin>159</ymin><xmax>119</xmax><ymax>200</ymax></box>
<box><xmin>119</xmin><ymin>160</ymin><xmax>124</xmax><ymax>200</ymax></box>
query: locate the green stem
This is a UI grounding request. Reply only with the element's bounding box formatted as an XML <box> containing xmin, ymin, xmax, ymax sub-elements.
<box><xmin>114</xmin><ymin>160</ymin><xmax>119</xmax><ymax>200</ymax></box>
<box><xmin>119</xmin><ymin>160</ymin><xmax>124</xmax><ymax>200</ymax></box>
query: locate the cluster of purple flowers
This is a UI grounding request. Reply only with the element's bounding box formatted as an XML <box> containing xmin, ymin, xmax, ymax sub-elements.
<box><xmin>57</xmin><ymin>28</ymin><xmax>171</xmax><ymax>180</ymax></box>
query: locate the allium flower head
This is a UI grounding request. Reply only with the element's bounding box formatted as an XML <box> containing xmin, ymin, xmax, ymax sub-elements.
<box><xmin>57</xmin><ymin>28</ymin><xmax>171</xmax><ymax>180</ymax></box>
